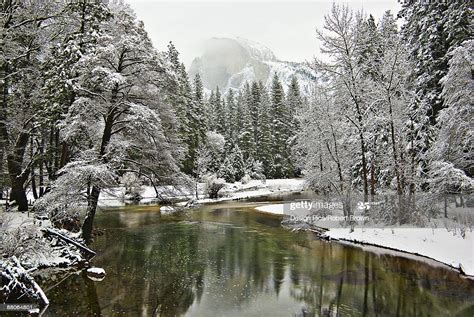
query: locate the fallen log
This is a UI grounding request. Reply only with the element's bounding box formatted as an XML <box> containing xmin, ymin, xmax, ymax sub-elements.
<box><xmin>42</xmin><ymin>228</ymin><xmax>96</xmax><ymax>258</ymax></box>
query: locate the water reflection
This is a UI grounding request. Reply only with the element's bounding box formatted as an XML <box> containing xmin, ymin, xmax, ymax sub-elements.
<box><xmin>44</xmin><ymin>201</ymin><xmax>474</xmax><ymax>316</ymax></box>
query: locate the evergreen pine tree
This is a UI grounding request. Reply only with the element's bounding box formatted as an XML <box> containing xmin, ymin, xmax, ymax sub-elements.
<box><xmin>257</xmin><ymin>86</ymin><xmax>274</xmax><ymax>177</ymax></box>
<box><xmin>239</xmin><ymin>83</ymin><xmax>256</xmax><ymax>160</ymax></box>
<box><xmin>225</xmin><ymin>89</ymin><xmax>237</xmax><ymax>143</ymax></box>
<box><xmin>214</xmin><ymin>86</ymin><xmax>226</xmax><ymax>135</ymax></box>
<box><xmin>166</xmin><ymin>43</ymin><xmax>190</xmax><ymax>149</ymax></box>
<box><xmin>399</xmin><ymin>0</ymin><xmax>471</xmax><ymax>122</ymax></box>
<box><xmin>183</xmin><ymin>74</ymin><xmax>206</xmax><ymax>175</ymax></box>
<box><xmin>250</xmin><ymin>82</ymin><xmax>261</xmax><ymax>148</ymax></box>
<box><xmin>270</xmin><ymin>74</ymin><xmax>290</xmax><ymax>178</ymax></box>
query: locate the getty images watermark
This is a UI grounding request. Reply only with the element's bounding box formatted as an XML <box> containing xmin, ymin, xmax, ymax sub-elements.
<box><xmin>283</xmin><ymin>200</ymin><xmax>370</xmax><ymax>227</ymax></box>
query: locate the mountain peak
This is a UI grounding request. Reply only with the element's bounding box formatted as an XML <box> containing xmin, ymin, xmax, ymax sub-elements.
<box><xmin>189</xmin><ymin>37</ymin><xmax>316</xmax><ymax>94</ymax></box>
<box><xmin>233</xmin><ymin>36</ymin><xmax>277</xmax><ymax>62</ymax></box>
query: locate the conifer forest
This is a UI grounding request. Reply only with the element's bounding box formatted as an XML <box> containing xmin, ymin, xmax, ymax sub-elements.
<box><xmin>1</xmin><ymin>1</ymin><xmax>473</xmax><ymax>316</ymax></box>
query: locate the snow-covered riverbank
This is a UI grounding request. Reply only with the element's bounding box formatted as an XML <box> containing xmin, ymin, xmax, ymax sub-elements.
<box><xmin>1</xmin><ymin>210</ymin><xmax>96</xmax><ymax>311</ymax></box>
<box><xmin>254</xmin><ymin>203</ymin><xmax>474</xmax><ymax>277</ymax></box>
<box><xmin>1</xmin><ymin>211</ymin><xmax>89</xmax><ymax>269</ymax></box>
<box><xmin>98</xmin><ymin>178</ymin><xmax>307</xmax><ymax>207</ymax></box>
<box><xmin>323</xmin><ymin>227</ymin><xmax>473</xmax><ymax>276</ymax></box>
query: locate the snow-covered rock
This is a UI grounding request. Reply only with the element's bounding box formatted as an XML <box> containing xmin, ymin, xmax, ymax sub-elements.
<box><xmin>86</xmin><ymin>267</ymin><xmax>106</xmax><ymax>281</ymax></box>
<box><xmin>160</xmin><ymin>206</ymin><xmax>177</xmax><ymax>215</ymax></box>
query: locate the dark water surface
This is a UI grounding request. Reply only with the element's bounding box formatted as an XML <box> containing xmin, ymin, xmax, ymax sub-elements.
<box><xmin>43</xmin><ymin>195</ymin><xmax>474</xmax><ymax>316</ymax></box>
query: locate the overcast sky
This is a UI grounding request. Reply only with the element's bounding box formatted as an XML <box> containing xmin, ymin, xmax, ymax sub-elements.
<box><xmin>126</xmin><ymin>0</ymin><xmax>401</xmax><ymax>68</ymax></box>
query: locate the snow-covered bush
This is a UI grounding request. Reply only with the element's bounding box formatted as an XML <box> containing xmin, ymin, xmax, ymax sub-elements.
<box><xmin>120</xmin><ymin>172</ymin><xmax>144</xmax><ymax>202</ymax></box>
<box><xmin>241</xmin><ymin>174</ymin><xmax>251</xmax><ymax>185</ymax></box>
<box><xmin>206</xmin><ymin>131</ymin><xmax>226</xmax><ymax>154</ymax></box>
<box><xmin>428</xmin><ymin>161</ymin><xmax>474</xmax><ymax>194</ymax></box>
<box><xmin>204</xmin><ymin>174</ymin><xmax>226</xmax><ymax>199</ymax></box>
<box><xmin>121</xmin><ymin>172</ymin><xmax>142</xmax><ymax>193</ymax></box>
<box><xmin>194</xmin><ymin>131</ymin><xmax>226</xmax><ymax>177</ymax></box>
<box><xmin>1</xmin><ymin>224</ymin><xmax>48</xmax><ymax>262</ymax></box>
<box><xmin>244</xmin><ymin>158</ymin><xmax>264</xmax><ymax>180</ymax></box>
<box><xmin>219</xmin><ymin>145</ymin><xmax>245</xmax><ymax>182</ymax></box>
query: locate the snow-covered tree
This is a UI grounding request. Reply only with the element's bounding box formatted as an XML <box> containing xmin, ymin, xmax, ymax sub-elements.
<box><xmin>165</xmin><ymin>42</ymin><xmax>192</xmax><ymax>150</ymax></box>
<box><xmin>312</xmin><ymin>4</ymin><xmax>371</xmax><ymax>200</ymax></box>
<box><xmin>428</xmin><ymin>39</ymin><xmax>474</xmax><ymax>203</ymax></box>
<box><xmin>183</xmin><ymin>74</ymin><xmax>207</xmax><ymax>175</ymax></box>
<box><xmin>37</xmin><ymin>2</ymin><xmax>183</xmax><ymax>242</ymax></box>
<box><xmin>225</xmin><ymin>89</ymin><xmax>238</xmax><ymax>143</ymax></box>
<box><xmin>239</xmin><ymin>83</ymin><xmax>256</xmax><ymax>160</ymax></box>
<box><xmin>219</xmin><ymin>144</ymin><xmax>245</xmax><ymax>183</ymax></box>
<box><xmin>297</xmin><ymin>85</ymin><xmax>349</xmax><ymax>194</ymax></box>
<box><xmin>271</xmin><ymin>74</ymin><xmax>292</xmax><ymax>178</ymax></box>
<box><xmin>256</xmin><ymin>86</ymin><xmax>274</xmax><ymax>176</ymax></box>
<box><xmin>399</xmin><ymin>0</ymin><xmax>471</xmax><ymax>121</ymax></box>
<box><xmin>0</xmin><ymin>0</ymin><xmax>63</xmax><ymax>210</ymax></box>
<box><xmin>195</xmin><ymin>131</ymin><xmax>225</xmax><ymax>176</ymax></box>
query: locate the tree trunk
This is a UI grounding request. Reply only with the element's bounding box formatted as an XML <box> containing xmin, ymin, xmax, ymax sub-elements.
<box><xmin>10</xmin><ymin>180</ymin><xmax>28</xmax><ymax>211</ymax></box>
<box><xmin>0</xmin><ymin>9</ymin><xmax>35</xmax><ymax>210</ymax></box>
<box><xmin>60</xmin><ymin>141</ymin><xmax>70</xmax><ymax>169</ymax></box>
<box><xmin>359</xmin><ymin>131</ymin><xmax>369</xmax><ymax>202</ymax></box>
<box><xmin>82</xmin><ymin>185</ymin><xmax>100</xmax><ymax>244</ymax></box>
<box><xmin>370</xmin><ymin>160</ymin><xmax>376</xmax><ymax>200</ymax></box>
<box><xmin>195</xmin><ymin>181</ymin><xmax>199</xmax><ymax>200</ymax></box>
<box><xmin>329</xmin><ymin>123</ymin><xmax>344</xmax><ymax>192</ymax></box>
<box><xmin>39</xmin><ymin>136</ymin><xmax>44</xmax><ymax>197</ymax></box>
<box><xmin>81</xmin><ymin>99</ymin><xmax>116</xmax><ymax>243</ymax></box>
<box><xmin>444</xmin><ymin>193</ymin><xmax>448</xmax><ymax>218</ymax></box>
<box><xmin>54</xmin><ymin>128</ymin><xmax>60</xmax><ymax>175</ymax></box>
<box><xmin>0</xmin><ymin>147</ymin><xmax>4</xmax><ymax>200</ymax></box>
<box><xmin>30</xmin><ymin>138</ymin><xmax>38</xmax><ymax>200</ymax></box>
<box><xmin>47</xmin><ymin>125</ymin><xmax>55</xmax><ymax>180</ymax></box>
<box><xmin>31</xmin><ymin>167</ymin><xmax>38</xmax><ymax>200</ymax></box>
<box><xmin>7</xmin><ymin>132</ymin><xmax>31</xmax><ymax>211</ymax></box>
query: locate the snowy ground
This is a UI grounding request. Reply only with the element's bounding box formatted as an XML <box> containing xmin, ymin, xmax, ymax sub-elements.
<box><xmin>98</xmin><ymin>178</ymin><xmax>306</xmax><ymax>207</ymax></box>
<box><xmin>254</xmin><ymin>203</ymin><xmax>474</xmax><ymax>277</ymax></box>
<box><xmin>324</xmin><ymin>227</ymin><xmax>473</xmax><ymax>276</ymax></box>
<box><xmin>1</xmin><ymin>178</ymin><xmax>306</xmax><ymax>209</ymax></box>
<box><xmin>1</xmin><ymin>211</ymin><xmax>83</xmax><ymax>269</ymax></box>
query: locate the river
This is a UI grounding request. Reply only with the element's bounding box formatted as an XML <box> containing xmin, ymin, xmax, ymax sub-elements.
<box><xmin>43</xmin><ymin>194</ymin><xmax>474</xmax><ymax>316</ymax></box>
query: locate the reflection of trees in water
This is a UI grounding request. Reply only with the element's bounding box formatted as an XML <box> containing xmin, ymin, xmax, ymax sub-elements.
<box><xmin>45</xmin><ymin>208</ymin><xmax>474</xmax><ymax>316</ymax></box>
<box><xmin>49</xmin><ymin>224</ymin><xmax>205</xmax><ymax>316</ymax></box>
<box><xmin>45</xmin><ymin>224</ymin><xmax>206</xmax><ymax>316</ymax></box>
<box><xmin>288</xmin><ymin>243</ymin><xmax>474</xmax><ymax>316</ymax></box>
<box><xmin>125</xmin><ymin>224</ymin><xmax>206</xmax><ymax>316</ymax></box>
<box><xmin>82</xmin><ymin>271</ymin><xmax>102</xmax><ymax>316</ymax></box>
<box><xmin>43</xmin><ymin>270</ymin><xmax>102</xmax><ymax>316</ymax></box>
<box><xmin>200</xmin><ymin>218</ymin><xmax>297</xmax><ymax>307</ymax></box>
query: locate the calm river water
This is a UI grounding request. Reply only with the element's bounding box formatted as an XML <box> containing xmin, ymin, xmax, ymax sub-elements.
<box><xmin>43</xmin><ymin>194</ymin><xmax>474</xmax><ymax>316</ymax></box>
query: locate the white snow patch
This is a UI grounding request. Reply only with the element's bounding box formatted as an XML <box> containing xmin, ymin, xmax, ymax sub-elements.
<box><xmin>86</xmin><ymin>267</ymin><xmax>106</xmax><ymax>281</ymax></box>
<box><xmin>186</xmin><ymin>178</ymin><xmax>306</xmax><ymax>205</ymax></box>
<box><xmin>324</xmin><ymin>228</ymin><xmax>474</xmax><ymax>276</ymax></box>
<box><xmin>255</xmin><ymin>203</ymin><xmax>285</xmax><ymax>215</ymax></box>
<box><xmin>97</xmin><ymin>178</ymin><xmax>306</xmax><ymax>208</ymax></box>
<box><xmin>160</xmin><ymin>206</ymin><xmax>176</xmax><ymax>214</ymax></box>
<box><xmin>86</xmin><ymin>267</ymin><xmax>106</xmax><ymax>275</ymax></box>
